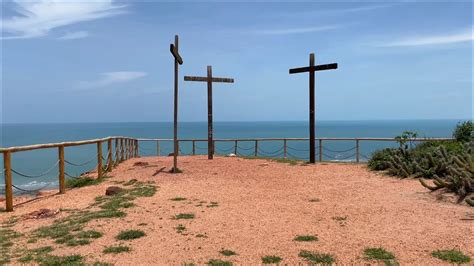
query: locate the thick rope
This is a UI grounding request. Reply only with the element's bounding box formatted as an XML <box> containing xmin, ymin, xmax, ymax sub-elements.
<box><xmin>10</xmin><ymin>161</ymin><xmax>59</xmax><ymax>178</ymax></box>
<box><xmin>12</xmin><ymin>182</ymin><xmax>52</xmax><ymax>192</ymax></box>
<box><xmin>237</xmin><ymin>145</ymin><xmax>255</xmax><ymax>151</ymax></box>
<box><xmin>322</xmin><ymin>146</ymin><xmax>357</xmax><ymax>153</ymax></box>
<box><xmin>287</xmin><ymin>146</ymin><xmax>310</xmax><ymax>152</ymax></box>
<box><xmin>65</xmin><ymin>155</ymin><xmax>96</xmax><ymax>166</ymax></box>
<box><xmin>257</xmin><ymin>146</ymin><xmax>284</xmax><ymax>155</ymax></box>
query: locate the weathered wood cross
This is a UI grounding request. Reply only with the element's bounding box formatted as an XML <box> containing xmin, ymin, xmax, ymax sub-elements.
<box><xmin>184</xmin><ymin>66</ymin><xmax>234</xmax><ymax>159</ymax></box>
<box><xmin>170</xmin><ymin>35</ymin><xmax>183</xmax><ymax>173</ymax></box>
<box><xmin>289</xmin><ymin>53</ymin><xmax>337</xmax><ymax>163</ymax></box>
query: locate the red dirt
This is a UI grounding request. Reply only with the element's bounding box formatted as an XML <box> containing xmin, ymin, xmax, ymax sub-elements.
<box><xmin>1</xmin><ymin>156</ymin><xmax>473</xmax><ymax>265</ymax></box>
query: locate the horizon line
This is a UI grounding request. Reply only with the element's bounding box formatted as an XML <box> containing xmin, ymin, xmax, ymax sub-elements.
<box><xmin>1</xmin><ymin>118</ymin><xmax>471</xmax><ymax>125</ymax></box>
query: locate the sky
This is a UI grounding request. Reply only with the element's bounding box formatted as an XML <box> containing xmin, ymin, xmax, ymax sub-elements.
<box><xmin>1</xmin><ymin>0</ymin><xmax>473</xmax><ymax>123</ymax></box>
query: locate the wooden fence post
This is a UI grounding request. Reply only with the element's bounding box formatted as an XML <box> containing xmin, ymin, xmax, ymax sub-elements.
<box><xmin>356</xmin><ymin>139</ymin><xmax>360</xmax><ymax>163</ymax></box>
<box><xmin>97</xmin><ymin>141</ymin><xmax>103</xmax><ymax>178</ymax></box>
<box><xmin>136</xmin><ymin>140</ymin><xmax>139</xmax><ymax>157</ymax></box>
<box><xmin>157</xmin><ymin>140</ymin><xmax>160</xmax><ymax>156</ymax></box>
<box><xmin>319</xmin><ymin>139</ymin><xmax>323</xmax><ymax>162</ymax></box>
<box><xmin>283</xmin><ymin>139</ymin><xmax>287</xmax><ymax>158</ymax></box>
<box><xmin>126</xmin><ymin>139</ymin><xmax>129</xmax><ymax>159</ymax></box>
<box><xmin>107</xmin><ymin>139</ymin><xmax>113</xmax><ymax>171</ymax></box>
<box><xmin>192</xmin><ymin>140</ymin><xmax>196</xmax><ymax>155</ymax></box>
<box><xmin>4</xmin><ymin>152</ymin><xmax>13</xmax><ymax>212</ymax></box>
<box><xmin>234</xmin><ymin>140</ymin><xmax>238</xmax><ymax>155</ymax></box>
<box><xmin>120</xmin><ymin>138</ymin><xmax>124</xmax><ymax>161</ymax></box>
<box><xmin>255</xmin><ymin>140</ymin><xmax>258</xmax><ymax>157</ymax></box>
<box><xmin>59</xmin><ymin>146</ymin><xmax>65</xmax><ymax>194</ymax></box>
<box><xmin>114</xmin><ymin>138</ymin><xmax>119</xmax><ymax>165</ymax></box>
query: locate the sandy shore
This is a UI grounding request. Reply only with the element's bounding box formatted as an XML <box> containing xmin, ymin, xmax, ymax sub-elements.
<box><xmin>1</xmin><ymin>156</ymin><xmax>473</xmax><ymax>265</ymax></box>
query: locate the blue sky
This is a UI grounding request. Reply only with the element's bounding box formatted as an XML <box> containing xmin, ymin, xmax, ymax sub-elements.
<box><xmin>1</xmin><ymin>0</ymin><xmax>472</xmax><ymax>123</ymax></box>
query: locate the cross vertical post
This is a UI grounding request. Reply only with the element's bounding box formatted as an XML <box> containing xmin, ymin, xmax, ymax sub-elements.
<box><xmin>184</xmin><ymin>66</ymin><xmax>234</xmax><ymax>160</ymax></box>
<box><xmin>170</xmin><ymin>35</ymin><xmax>184</xmax><ymax>172</ymax></box>
<box><xmin>207</xmin><ymin>66</ymin><xmax>213</xmax><ymax>159</ymax></box>
<box><xmin>289</xmin><ymin>53</ymin><xmax>338</xmax><ymax>163</ymax></box>
<box><xmin>309</xmin><ymin>53</ymin><xmax>315</xmax><ymax>163</ymax></box>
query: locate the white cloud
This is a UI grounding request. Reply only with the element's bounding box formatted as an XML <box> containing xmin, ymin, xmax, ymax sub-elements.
<box><xmin>1</xmin><ymin>0</ymin><xmax>126</xmax><ymax>40</ymax></box>
<box><xmin>77</xmin><ymin>72</ymin><xmax>148</xmax><ymax>89</ymax></box>
<box><xmin>252</xmin><ymin>25</ymin><xmax>340</xmax><ymax>35</ymax></box>
<box><xmin>381</xmin><ymin>27</ymin><xmax>473</xmax><ymax>47</ymax></box>
<box><xmin>58</xmin><ymin>31</ymin><xmax>89</xmax><ymax>40</ymax></box>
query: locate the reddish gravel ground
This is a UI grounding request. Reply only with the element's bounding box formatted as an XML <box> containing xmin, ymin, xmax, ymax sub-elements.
<box><xmin>1</xmin><ymin>156</ymin><xmax>473</xmax><ymax>265</ymax></box>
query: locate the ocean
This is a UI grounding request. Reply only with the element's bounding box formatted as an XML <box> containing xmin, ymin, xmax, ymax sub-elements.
<box><xmin>0</xmin><ymin>120</ymin><xmax>463</xmax><ymax>194</ymax></box>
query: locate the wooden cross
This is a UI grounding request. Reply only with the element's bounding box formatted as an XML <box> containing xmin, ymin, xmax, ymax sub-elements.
<box><xmin>289</xmin><ymin>53</ymin><xmax>337</xmax><ymax>164</ymax></box>
<box><xmin>184</xmin><ymin>66</ymin><xmax>234</xmax><ymax>160</ymax></box>
<box><xmin>170</xmin><ymin>35</ymin><xmax>183</xmax><ymax>173</ymax></box>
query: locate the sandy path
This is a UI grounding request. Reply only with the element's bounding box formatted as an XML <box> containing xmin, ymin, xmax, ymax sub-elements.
<box><xmin>1</xmin><ymin>156</ymin><xmax>473</xmax><ymax>265</ymax></box>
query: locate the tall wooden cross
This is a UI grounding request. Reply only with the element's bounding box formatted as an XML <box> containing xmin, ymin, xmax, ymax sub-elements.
<box><xmin>184</xmin><ymin>66</ymin><xmax>234</xmax><ymax>159</ymax></box>
<box><xmin>289</xmin><ymin>53</ymin><xmax>337</xmax><ymax>163</ymax></box>
<box><xmin>170</xmin><ymin>35</ymin><xmax>183</xmax><ymax>173</ymax></box>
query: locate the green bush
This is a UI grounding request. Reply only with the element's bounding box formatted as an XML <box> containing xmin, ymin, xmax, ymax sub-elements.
<box><xmin>116</xmin><ymin>230</ymin><xmax>145</xmax><ymax>240</ymax></box>
<box><xmin>368</xmin><ymin>148</ymin><xmax>398</xmax><ymax>171</ymax></box>
<box><xmin>453</xmin><ymin>121</ymin><xmax>473</xmax><ymax>142</ymax></box>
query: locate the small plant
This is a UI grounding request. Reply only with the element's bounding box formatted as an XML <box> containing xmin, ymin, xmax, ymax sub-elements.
<box><xmin>207</xmin><ymin>202</ymin><xmax>219</xmax><ymax>208</ymax></box>
<box><xmin>173</xmin><ymin>213</ymin><xmax>195</xmax><ymax>220</ymax></box>
<box><xmin>103</xmin><ymin>245</ymin><xmax>131</xmax><ymax>254</ymax></box>
<box><xmin>298</xmin><ymin>250</ymin><xmax>334</xmax><ymax>265</ymax></box>
<box><xmin>116</xmin><ymin>230</ymin><xmax>146</xmax><ymax>240</ymax></box>
<box><xmin>207</xmin><ymin>259</ymin><xmax>232</xmax><ymax>266</ymax></box>
<box><xmin>175</xmin><ymin>224</ymin><xmax>186</xmax><ymax>234</ymax></box>
<box><xmin>364</xmin><ymin>247</ymin><xmax>397</xmax><ymax>265</ymax></box>
<box><xmin>431</xmin><ymin>249</ymin><xmax>471</xmax><ymax>264</ymax></box>
<box><xmin>262</xmin><ymin>255</ymin><xmax>282</xmax><ymax>264</ymax></box>
<box><xmin>219</xmin><ymin>249</ymin><xmax>237</xmax><ymax>256</ymax></box>
<box><xmin>170</xmin><ymin>197</ymin><xmax>187</xmax><ymax>201</ymax></box>
<box><xmin>294</xmin><ymin>235</ymin><xmax>318</xmax><ymax>242</ymax></box>
<box><xmin>76</xmin><ymin>230</ymin><xmax>103</xmax><ymax>239</ymax></box>
<box><xmin>65</xmin><ymin>176</ymin><xmax>103</xmax><ymax>188</ymax></box>
<box><xmin>332</xmin><ymin>216</ymin><xmax>347</xmax><ymax>221</ymax></box>
<box><xmin>36</xmin><ymin>254</ymin><xmax>84</xmax><ymax>265</ymax></box>
<box><xmin>196</xmin><ymin>233</ymin><xmax>208</xmax><ymax>238</ymax></box>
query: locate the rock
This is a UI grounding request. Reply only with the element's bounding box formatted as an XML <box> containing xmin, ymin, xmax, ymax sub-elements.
<box><xmin>133</xmin><ymin>161</ymin><xmax>149</xmax><ymax>167</ymax></box>
<box><xmin>24</xmin><ymin>208</ymin><xmax>59</xmax><ymax>219</ymax></box>
<box><xmin>105</xmin><ymin>186</ymin><xmax>123</xmax><ymax>196</ymax></box>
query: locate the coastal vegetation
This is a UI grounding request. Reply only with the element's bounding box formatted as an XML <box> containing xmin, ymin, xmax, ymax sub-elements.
<box><xmin>368</xmin><ymin>121</ymin><xmax>473</xmax><ymax>206</ymax></box>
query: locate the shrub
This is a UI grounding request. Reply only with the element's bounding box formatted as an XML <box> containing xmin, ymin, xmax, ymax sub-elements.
<box><xmin>262</xmin><ymin>255</ymin><xmax>282</xmax><ymax>264</ymax></box>
<box><xmin>431</xmin><ymin>249</ymin><xmax>471</xmax><ymax>264</ymax></box>
<box><xmin>364</xmin><ymin>247</ymin><xmax>397</xmax><ymax>265</ymax></box>
<box><xmin>368</xmin><ymin>148</ymin><xmax>398</xmax><ymax>171</ymax></box>
<box><xmin>116</xmin><ymin>230</ymin><xmax>145</xmax><ymax>240</ymax></box>
<box><xmin>65</xmin><ymin>177</ymin><xmax>101</xmax><ymax>188</ymax></box>
<box><xmin>298</xmin><ymin>250</ymin><xmax>334</xmax><ymax>265</ymax></box>
<box><xmin>453</xmin><ymin>121</ymin><xmax>473</xmax><ymax>142</ymax></box>
<box><xmin>293</xmin><ymin>235</ymin><xmax>318</xmax><ymax>242</ymax></box>
<box><xmin>103</xmin><ymin>246</ymin><xmax>131</xmax><ymax>254</ymax></box>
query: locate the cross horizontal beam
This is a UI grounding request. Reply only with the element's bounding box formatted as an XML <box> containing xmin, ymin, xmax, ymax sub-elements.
<box><xmin>170</xmin><ymin>44</ymin><xmax>183</xmax><ymax>65</ymax></box>
<box><xmin>184</xmin><ymin>76</ymin><xmax>234</xmax><ymax>83</ymax></box>
<box><xmin>289</xmin><ymin>63</ymin><xmax>338</xmax><ymax>74</ymax></box>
